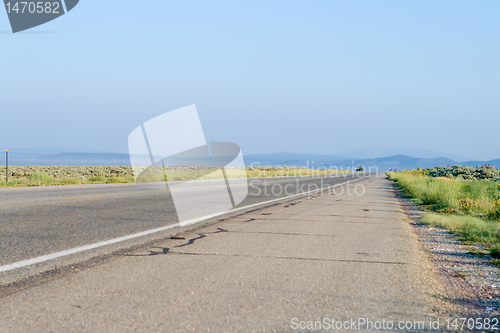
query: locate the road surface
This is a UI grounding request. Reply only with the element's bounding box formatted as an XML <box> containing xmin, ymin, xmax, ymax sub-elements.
<box><xmin>0</xmin><ymin>174</ymin><xmax>454</xmax><ymax>332</ymax></box>
<box><xmin>0</xmin><ymin>173</ymin><xmax>367</xmax><ymax>276</ymax></box>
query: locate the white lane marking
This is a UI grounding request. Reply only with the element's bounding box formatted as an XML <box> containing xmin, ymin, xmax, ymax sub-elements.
<box><xmin>0</xmin><ymin>176</ymin><xmax>369</xmax><ymax>273</ymax></box>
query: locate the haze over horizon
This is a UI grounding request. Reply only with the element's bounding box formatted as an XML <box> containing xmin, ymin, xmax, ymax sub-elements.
<box><xmin>2</xmin><ymin>1</ymin><xmax>499</xmax><ymax>160</ymax></box>
<box><xmin>1</xmin><ymin>145</ymin><xmax>498</xmax><ymax>165</ymax></box>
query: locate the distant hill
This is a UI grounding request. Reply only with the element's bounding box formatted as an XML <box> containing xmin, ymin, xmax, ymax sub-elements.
<box><xmin>1</xmin><ymin>150</ymin><xmax>498</xmax><ymax>171</ymax></box>
<box><xmin>246</xmin><ymin>153</ymin><xmax>499</xmax><ymax>171</ymax></box>
<box><xmin>245</xmin><ymin>153</ymin><xmax>458</xmax><ymax>171</ymax></box>
<box><xmin>37</xmin><ymin>153</ymin><xmax>132</xmax><ymax>166</ymax></box>
<box><xmin>317</xmin><ymin>155</ymin><xmax>458</xmax><ymax>172</ymax></box>
<box><xmin>1</xmin><ymin>152</ymin><xmax>132</xmax><ymax>166</ymax></box>
<box><xmin>334</xmin><ymin>146</ymin><xmax>471</xmax><ymax>162</ymax></box>
<box><xmin>244</xmin><ymin>151</ymin><xmax>348</xmax><ymax>167</ymax></box>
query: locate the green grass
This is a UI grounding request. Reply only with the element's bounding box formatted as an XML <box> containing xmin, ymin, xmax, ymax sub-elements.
<box><xmin>421</xmin><ymin>213</ymin><xmax>500</xmax><ymax>245</ymax></box>
<box><xmin>0</xmin><ymin>173</ymin><xmax>134</xmax><ymax>187</ymax></box>
<box><xmin>387</xmin><ymin>172</ymin><xmax>500</xmax><ymax>220</ymax></box>
<box><xmin>388</xmin><ymin>171</ymin><xmax>500</xmax><ymax>261</ymax></box>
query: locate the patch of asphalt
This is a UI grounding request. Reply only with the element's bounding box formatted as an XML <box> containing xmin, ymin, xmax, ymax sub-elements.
<box><xmin>0</xmin><ymin>194</ymin><xmax>308</xmax><ymax>297</ymax></box>
<box><xmin>0</xmin><ymin>178</ymin><xmax>365</xmax><ymax>296</ymax></box>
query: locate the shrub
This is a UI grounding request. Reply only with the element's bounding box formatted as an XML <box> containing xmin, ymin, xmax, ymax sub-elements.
<box><xmin>28</xmin><ymin>172</ymin><xmax>52</xmax><ymax>184</ymax></box>
<box><xmin>426</xmin><ymin>165</ymin><xmax>500</xmax><ymax>181</ymax></box>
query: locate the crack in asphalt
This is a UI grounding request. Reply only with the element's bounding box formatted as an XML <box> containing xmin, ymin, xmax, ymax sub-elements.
<box><xmin>127</xmin><ymin>228</ymin><xmax>229</xmax><ymax>256</ymax></box>
<box><xmin>226</xmin><ymin>230</ymin><xmax>339</xmax><ymax>237</ymax></box>
<box><xmin>175</xmin><ymin>228</ymin><xmax>228</xmax><ymax>248</ymax></box>
<box><xmin>238</xmin><ymin>218</ymin><xmax>388</xmax><ymax>224</ymax></box>
<box><xmin>174</xmin><ymin>234</ymin><xmax>206</xmax><ymax>248</ymax></box>
<box><xmin>123</xmin><ymin>247</ymin><xmax>170</xmax><ymax>256</ymax></box>
<box><xmin>165</xmin><ymin>252</ymin><xmax>408</xmax><ymax>265</ymax></box>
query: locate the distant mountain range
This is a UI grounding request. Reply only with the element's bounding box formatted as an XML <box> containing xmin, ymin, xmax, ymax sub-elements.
<box><xmin>1</xmin><ymin>150</ymin><xmax>498</xmax><ymax>171</ymax></box>
<box><xmin>331</xmin><ymin>146</ymin><xmax>471</xmax><ymax>162</ymax></box>
<box><xmin>1</xmin><ymin>152</ymin><xmax>131</xmax><ymax>166</ymax></box>
<box><xmin>244</xmin><ymin>153</ymin><xmax>499</xmax><ymax>171</ymax></box>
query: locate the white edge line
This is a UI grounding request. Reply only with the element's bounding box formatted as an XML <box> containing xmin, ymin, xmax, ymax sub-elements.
<box><xmin>0</xmin><ymin>176</ymin><xmax>369</xmax><ymax>273</ymax></box>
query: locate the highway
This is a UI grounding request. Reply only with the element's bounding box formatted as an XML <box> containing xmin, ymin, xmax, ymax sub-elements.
<box><xmin>0</xmin><ymin>174</ymin><xmax>449</xmax><ymax>332</ymax></box>
<box><xmin>0</xmin><ymin>173</ymin><xmax>368</xmax><ymax>270</ymax></box>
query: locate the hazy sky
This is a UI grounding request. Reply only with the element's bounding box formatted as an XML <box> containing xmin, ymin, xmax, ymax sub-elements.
<box><xmin>1</xmin><ymin>1</ymin><xmax>499</xmax><ymax>160</ymax></box>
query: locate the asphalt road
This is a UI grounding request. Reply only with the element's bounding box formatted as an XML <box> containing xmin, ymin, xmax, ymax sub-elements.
<box><xmin>0</xmin><ymin>173</ymin><xmax>368</xmax><ymax>268</ymax></box>
<box><xmin>0</xmin><ymin>175</ymin><xmax>449</xmax><ymax>332</ymax></box>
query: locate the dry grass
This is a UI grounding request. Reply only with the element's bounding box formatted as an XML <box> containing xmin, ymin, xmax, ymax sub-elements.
<box><xmin>0</xmin><ymin>166</ymin><xmax>354</xmax><ymax>188</ymax></box>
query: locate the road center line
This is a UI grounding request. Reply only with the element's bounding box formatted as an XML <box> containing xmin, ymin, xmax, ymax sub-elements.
<box><xmin>66</xmin><ymin>196</ymin><xmax>102</xmax><ymax>200</ymax></box>
<box><xmin>0</xmin><ymin>176</ymin><xmax>369</xmax><ymax>273</ymax></box>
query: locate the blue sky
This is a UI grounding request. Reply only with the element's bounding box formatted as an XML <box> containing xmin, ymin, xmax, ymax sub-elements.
<box><xmin>1</xmin><ymin>0</ymin><xmax>499</xmax><ymax>160</ymax></box>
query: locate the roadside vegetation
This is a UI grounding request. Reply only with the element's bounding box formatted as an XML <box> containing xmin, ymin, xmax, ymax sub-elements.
<box><xmin>0</xmin><ymin>165</ymin><xmax>354</xmax><ymax>188</ymax></box>
<box><xmin>427</xmin><ymin>165</ymin><xmax>500</xmax><ymax>182</ymax></box>
<box><xmin>0</xmin><ymin>173</ymin><xmax>136</xmax><ymax>187</ymax></box>
<box><xmin>387</xmin><ymin>167</ymin><xmax>500</xmax><ymax>263</ymax></box>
